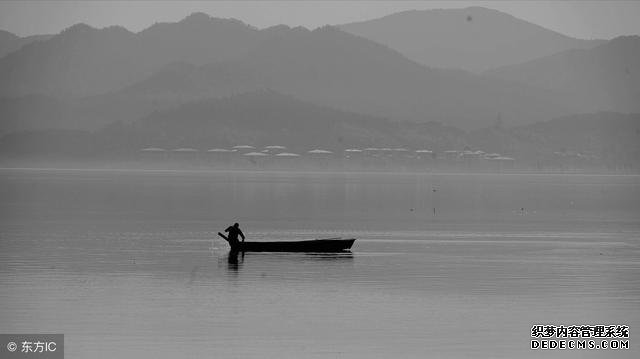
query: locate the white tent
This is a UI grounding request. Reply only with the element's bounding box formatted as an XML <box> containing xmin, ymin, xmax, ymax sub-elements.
<box><xmin>308</xmin><ymin>149</ymin><xmax>334</xmax><ymax>154</ymax></box>
<box><xmin>207</xmin><ymin>148</ymin><xmax>232</xmax><ymax>153</ymax></box>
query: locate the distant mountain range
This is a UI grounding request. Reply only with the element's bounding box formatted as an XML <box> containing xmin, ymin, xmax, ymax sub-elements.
<box><xmin>522</xmin><ymin>112</ymin><xmax>640</xmax><ymax>156</ymax></box>
<box><xmin>0</xmin><ymin>95</ymin><xmax>76</xmax><ymax>133</ymax></box>
<box><xmin>0</xmin><ymin>13</ymin><xmax>262</xmax><ymax>98</ymax></box>
<box><xmin>0</xmin><ymin>9</ymin><xmax>637</xmax><ymax>136</ymax></box>
<box><xmin>469</xmin><ymin>112</ymin><xmax>640</xmax><ymax>166</ymax></box>
<box><xmin>0</xmin><ymin>30</ymin><xmax>51</xmax><ymax>58</ymax></box>
<box><xmin>130</xmin><ymin>89</ymin><xmax>466</xmax><ymax>150</ymax></box>
<box><xmin>114</xmin><ymin>24</ymin><xmax>575</xmax><ymax>129</ymax></box>
<box><xmin>3</xmin><ymin>93</ymin><xmax>638</xmax><ymax>171</ymax></box>
<box><xmin>486</xmin><ymin>35</ymin><xmax>640</xmax><ymax>113</ymax></box>
<box><xmin>0</xmin><ymin>90</ymin><xmax>468</xmax><ymax>157</ymax></box>
<box><xmin>339</xmin><ymin>6</ymin><xmax>603</xmax><ymax>72</ymax></box>
<box><xmin>0</xmin><ymin>14</ymin><xmax>578</xmax><ymax>131</ymax></box>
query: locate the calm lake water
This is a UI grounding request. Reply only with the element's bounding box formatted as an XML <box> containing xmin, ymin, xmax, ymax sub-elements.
<box><xmin>1</xmin><ymin>168</ymin><xmax>639</xmax><ymax>358</ymax></box>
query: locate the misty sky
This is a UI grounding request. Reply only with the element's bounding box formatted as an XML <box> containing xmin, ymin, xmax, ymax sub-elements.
<box><xmin>1</xmin><ymin>1</ymin><xmax>640</xmax><ymax>40</ymax></box>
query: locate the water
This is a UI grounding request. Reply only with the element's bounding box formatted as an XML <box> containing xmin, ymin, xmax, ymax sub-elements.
<box><xmin>1</xmin><ymin>168</ymin><xmax>639</xmax><ymax>358</ymax></box>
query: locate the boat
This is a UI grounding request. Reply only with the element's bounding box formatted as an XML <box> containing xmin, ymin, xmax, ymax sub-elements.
<box><xmin>218</xmin><ymin>232</ymin><xmax>355</xmax><ymax>252</ymax></box>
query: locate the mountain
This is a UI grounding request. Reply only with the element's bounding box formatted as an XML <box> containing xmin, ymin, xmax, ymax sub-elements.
<box><xmin>522</xmin><ymin>112</ymin><xmax>640</xmax><ymax>155</ymax></box>
<box><xmin>468</xmin><ymin>111</ymin><xmax>640</xmax><ymax>167</ymax></box>
<box><xmin>135</xmin><ymin>13</ymin><xmax>259</xmax><ymax>66</ymax></box>
<box><xmin>0</xmin><ymin>30</ymin><xmax>51</xmax><ymax>58</ymax></box>
<box><xmin>0</xmin><ymin>90</ymin><xmax>467</xmax><ymax>157</ymax></box>
<box><xmin>339</xmin><ymin>7</ymin><xmax>603</xmax><ymax>72</ymax></box>
<box><xmin>486</xmin><ymin>36</ymin><xmax>640</xmax><ymax>113</ymax></box>
<box><xmin>4</xmin><ymin>96</ymin><xmax>637</xmax><ymax>171</ymax></box>
<box><xmin>0</xmin><ymin>95</ymin><xmax>77</xmax><ymax>134</ymax></box>
<box><xmin>0</xmin><ymin>13</ymin><xmax>261</xmax><ymax>98</ymax></box>
<box><xmin>0</xmin><ymin>92</ymin><xmax>158</xmax><ymax>134</ymax></box>
<box><xmin>0</xmin><ymin>30</ymin><xmax>20</xmax><ymax>57</ymax></box>
<box><xmin>0</xmin><ymin>24</ymin><xmax>143</xmax><ymax>98</ymax></box>
<box><xmin>129</xmin><ymin>90</ymin><xmax>466</xmax><ymax>150</ymax></box>
<box><xmin>0</xmin><ymin>13</ymin><xmax>588</xmax><ymax>130</ymax></box>
<box><xmin>117</xmin><ymin>25</ymin><xmax>573</xmax><ymax>129</ymax></box>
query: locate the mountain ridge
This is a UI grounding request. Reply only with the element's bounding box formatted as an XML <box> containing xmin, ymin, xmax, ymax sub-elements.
<box><xmin>486</xmin><ymin>35</ymin><xmax>640</xmax><ymax>113</ymax></box>
<box><xmin>0</xmin><ymin>29</ymin><xmax>52</xmax><ymax>59</ymax></box>
<box><xmin>0</xmin><ymin>10</ymin><xmax>632</xmax><ymax>132</ymax></box>
<box><xmin>339</xmin><ymin>6</ymin><xmax>604</xmax><ymax>72</ymax></box>
<box><xmin>0</xmin><ymin>13</ymin><xmax>262</xmax><ymax>98</ymax></box>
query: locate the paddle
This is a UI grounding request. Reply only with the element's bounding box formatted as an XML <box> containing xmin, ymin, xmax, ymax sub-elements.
<box><xmin>217</xmin><ymin>232</ymin><xmax>229</xmax><ymax>242</ymax></box>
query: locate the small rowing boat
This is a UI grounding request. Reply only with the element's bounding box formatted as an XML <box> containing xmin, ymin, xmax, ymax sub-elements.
<box><xmin>218</xmin><ymin>232</ymin><xmax>355</xmax><ymax>252</ymax></box>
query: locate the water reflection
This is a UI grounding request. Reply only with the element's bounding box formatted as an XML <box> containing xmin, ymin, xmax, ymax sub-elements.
<box><xmin>226</xmin><ymin>250</ymin><xmax>353</xmax><ymax>265</ymax></box>
<box><xmin>300</xmin><ymin>252</ymin><xmax>355</xmax><ymax>261</ymax></box>
<box><xmin>222</xmin><ymin>250</ymin><xmax>354</xmax><ymax>278</ymax></box>
<box><xmin>226</xmin><ymin>250</ymin><xmax>245</xmax><ymax>272</ymax></box>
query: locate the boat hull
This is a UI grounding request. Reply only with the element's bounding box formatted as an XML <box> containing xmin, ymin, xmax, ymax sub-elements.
<box><xmin>218</xmin><ymin>233</ymin><xmax>355</xmax><ymax>252</ymax></box>
<box><xmin>233</xmin><ymin>239</ymin><xmax>355</xmax><ymax>252</ymax></box>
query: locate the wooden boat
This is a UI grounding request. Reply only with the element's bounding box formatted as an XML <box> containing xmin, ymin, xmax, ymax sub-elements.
<box><xmin>218</xmin><ymin>232</ymin><xmax>355</xmax><ymax>252</ymax></box>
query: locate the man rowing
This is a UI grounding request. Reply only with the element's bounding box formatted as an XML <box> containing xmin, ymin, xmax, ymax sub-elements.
<box><xmin>224</xmin><ymin>222</ymin><xmax>245</xmax><ymax>246</ymax></box>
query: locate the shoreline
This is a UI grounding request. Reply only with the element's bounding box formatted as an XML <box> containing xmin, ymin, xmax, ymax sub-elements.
<box><xmin>1</xmin><ymin>163</ymin><xmax>638</xmax><ymax>176</ymax></box>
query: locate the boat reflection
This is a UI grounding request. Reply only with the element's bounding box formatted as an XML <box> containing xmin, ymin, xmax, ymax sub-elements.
<box><xmin>224</xmin><ymin>250</ymin><xmax>354</xmax><ymax>275</ymax></box>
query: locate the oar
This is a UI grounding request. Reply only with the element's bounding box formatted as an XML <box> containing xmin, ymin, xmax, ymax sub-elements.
<box><xmin>217</xmin><ymin>232</ymin><xmax>229</xmax><ymax>243</ymax></box>
<box><xmin>218</xmin><ymin>232</ymin><xmax>243</xmax><ymax>252</ymax></box>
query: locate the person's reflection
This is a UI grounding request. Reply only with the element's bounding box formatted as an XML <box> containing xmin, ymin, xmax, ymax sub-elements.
<box><xmin>227</xmin><ymin>250</ymin><xmax>244</xmax><ymax>272</ymax></box>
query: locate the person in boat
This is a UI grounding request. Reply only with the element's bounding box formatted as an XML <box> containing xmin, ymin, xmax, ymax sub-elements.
<box><xmin>224</xmin><ymin>222</ymin><xmax>245</xmax><ymax>246</ymax></box>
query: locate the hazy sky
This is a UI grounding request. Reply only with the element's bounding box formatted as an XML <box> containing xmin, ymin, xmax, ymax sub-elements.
<box><xmin>1</xmin><ymin>1</ymin><xmax>639</xmax><ymax>40</ymax></box>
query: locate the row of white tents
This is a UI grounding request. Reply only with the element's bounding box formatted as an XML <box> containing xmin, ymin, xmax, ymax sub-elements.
<box><xmin>141</xmin><ymin>146</ymin><xmax>428</xmax><ymax>155</ymax></box>
<box><xmin>140</xmin><ymin>146</ymin><xmax>513</xmax><ymax>161</ymax></box>
<box><xmin>141</xmin><ymin>147</ymin><xmax>334</xmax><ymax>157</ymax></box>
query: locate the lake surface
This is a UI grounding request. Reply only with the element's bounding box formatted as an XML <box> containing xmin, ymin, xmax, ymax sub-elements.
<box><xmin>1</xmin><ymin>168</ymin><xmax>639</xmax><ymax>358</ymax></box>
